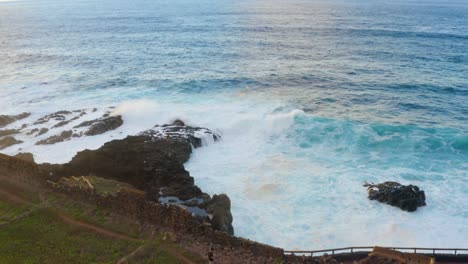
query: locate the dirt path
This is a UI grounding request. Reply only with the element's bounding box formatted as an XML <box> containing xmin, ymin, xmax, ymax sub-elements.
<box><xmin>57</xmin><ymin>213</ymin><xmax>143</xmax><ymax>242</ymax></box>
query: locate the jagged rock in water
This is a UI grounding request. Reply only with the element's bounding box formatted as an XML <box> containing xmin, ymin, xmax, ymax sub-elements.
<box><xmin>37</xmin><ymin>128</ymin><xmax>49</xmax><ymax>136</ymax></box>
<box><xmin>206</xmin><ymin>194</ymin><xmax>234</xmax><ymax>235</ymax></box>
<box><xmin>74</xmin><ymin>115</ymin><xmax>123</xmax><ymax>136</ymax></box>
<box><xmin>26</xmin><ymin>128</ymin><xmax>39</xmax><ymax>136</ymax></box>
<box><xmin>139</xmin><ymin>120</ymin><xmax>221</xmax><ymax>148</ymax></box>
<box><xmin>51</xmin><ymin>116</ymin><xmax>79</xmax><ymax>128</ymax></box>
<box><xmin>364</xmin><ymin>181</ymin><xmax>426</xmax><ymax>212</ymax></box>
<box><xmin>0</xmin><ymin>112</ymin><xmax>30</xmax><ymax>128</ymax></box>
<box><xmin>34</xmin><ymin>110</ymin><xmax>72</xmax><ymax>125</ymax></box>
<box><xmin>0</xmin><ymin>129</ymin><xmax>21</xmax><ymax>137</ymax></box>
<box><xmin>14</xmin><ymin>152</ymin><xmax>35</xmax><ymax>163</ymax></box>
<box><xmin>84</xmin><ymin>115</ymin><xmax>123</xmax><ymax>136</ymax></box>
<box><xmin>0</xmin><ymin>136</ymin><xmax>23</xmax><ymax>150</ymax></box>
<box><xmin>36</xmin><ymin>130</ymin><xmax>73</xmax><ymax>145</ymax></box>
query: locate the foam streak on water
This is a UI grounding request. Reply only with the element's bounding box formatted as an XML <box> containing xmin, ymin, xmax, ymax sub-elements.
<box><xmin>0</xmin><ymin>0</ymin><xmax>467</xmax><ymax>249</ymax></box>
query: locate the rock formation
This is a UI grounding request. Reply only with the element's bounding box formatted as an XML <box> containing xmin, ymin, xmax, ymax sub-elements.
<box><xmin>364</xmin><ymin>181</ymin><xmax>426</xmax><ymax>212</ymax></box>
<box><xmin>75</xmin><ymin>115</ymin><xmax>124</xmax><ymax>136</ymax></box>
<box><xmin>0</xmin><ymin>136</ymin><xmax>23</xmax><ymax>150</ymax></box>
<box><xmin>0</xmin><ymin>112</ymin><xmax>30</xmax><ymax>128</ymax></box>
<box><xmin>39</xmin><ymin>120</ymin><xmax>232</xmax><ymax>234</ymax></box>
<box><xmin>36</xmin><ymin>130</ymin><xmax>73</xmax><ymax>145</ymax></box>
<box><xmin>14</xmin><ymin>152</ymin><xmax>35</xmax><ymax>163</ymax></box>
<box><xmin>206</xmin><ymin>194</ymin><xmax>234</xmax><ymax>235</ymax></box>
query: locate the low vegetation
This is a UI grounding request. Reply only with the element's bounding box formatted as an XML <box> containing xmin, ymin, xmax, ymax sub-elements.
<box><xmin>0</xmin><ymin>188</ymin><xmax>205</xmax><ymax>264</ymax></box>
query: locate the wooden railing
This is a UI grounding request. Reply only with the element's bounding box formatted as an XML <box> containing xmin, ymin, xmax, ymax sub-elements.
<box><xmin>284</xmin><ymin>247</ymin><xmax>468</xmax><ymax>257</ymax></box>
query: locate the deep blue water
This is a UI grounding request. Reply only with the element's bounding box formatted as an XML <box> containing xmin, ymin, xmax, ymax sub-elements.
<box><xmin>0</xmin><ymin>0</ymin><xmax>467</xmax><ymax>249</ymax></box>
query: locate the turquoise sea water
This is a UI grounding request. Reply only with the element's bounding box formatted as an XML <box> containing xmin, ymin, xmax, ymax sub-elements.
<box><xmin>0</xmin><ymin>0</ymin><xmax>467</xmax><ymax>249</ymax></box>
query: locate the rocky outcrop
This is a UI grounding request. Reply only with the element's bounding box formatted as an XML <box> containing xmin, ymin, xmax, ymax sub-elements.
<box><xmin>139</xmin><ymin>119</ymin><xmax>220</xmax><ymax>148</ymax></box>
<box><xmin>0</xmin><ymin>129</ymin><xmax>21</xmax><ymax>137</ymax></box>
<box><xmin>38</xmin><ymin>120</ymin><xmax>232</xmax><ymax>234</ymax></box>
<box><xmin>14</xmin><ymin>152</ymin><xmax>35</xmax><ymax>163</ymax></box>
<box><xmin>0</xmin><ymin>136</ymin><xmax>23</xmax><ymax>150</ymax></box>
<box><xmin>83</xmin><ymin>115</ymin><xmax>123</xmax><ymax>136</ymax></box>
<box><xmin>206</xmin><ymin>194</ymin><xmax>234</xmax><ymax>235</ymax></box>
<box><xmin>0</xmin><ymin>112</ymin><xmax>30</xmax><ymax>128</ymax></box>
<box><xmin>364</xmin><ymin>181</ymin><xmax>426</xmax><ymax>212</ymax></box>
<box><xmin>36</xmin><ymin>130</ymin><xmax>73</xmax><ymax>145</ymax></box>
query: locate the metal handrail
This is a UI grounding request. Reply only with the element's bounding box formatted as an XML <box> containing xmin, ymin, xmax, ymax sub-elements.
<box><xmin>284</xmin><ymin>247</ymin><xmax>468</xmax><ymax>257</ymax></box>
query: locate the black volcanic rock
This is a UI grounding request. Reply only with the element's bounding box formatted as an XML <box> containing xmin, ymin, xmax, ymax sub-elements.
<box><xmin>364</xmin><ymin>181</ymin><xmax>426</xmax><ymax>212</ymax></box>
<box><xmin>39</xmin><ymin>121</ymin><xmax>233</xmax><ymax>234</ymax></box>
<box><xmin>56</xmin><ymin>122</ymin><xmax>220</xmax><ymax>200</ymax></box>
<box><xmin>0</xmin><ymin>112</ymin><xmax>30</xmax><ymax>128</ymax></box>
<box><xmin>139</xmin><ymin>120</ymin><xmax>221</xmax><ymax>148</ymax></box>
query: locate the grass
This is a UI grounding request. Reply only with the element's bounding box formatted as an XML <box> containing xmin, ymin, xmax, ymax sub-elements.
<box><xmin>0</xmin><ymin>208</ymin><xmax>140</xmax><ymax>264</ymax></box>
<box><xmin>0</xmin><ymin>189</ymin><xmax>205</xmax><ymax>264</ymax></box>
<box><xmin>0</xmin><ymin>200</ymin><xmax>31</xmax><ymax>222</ymax></box>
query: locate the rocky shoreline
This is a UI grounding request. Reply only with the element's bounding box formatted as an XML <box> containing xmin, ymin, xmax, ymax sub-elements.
<box><xmin>0</xmin><ymin>108</ymin><xmax>433</xmax><ymax>263</ymax></box>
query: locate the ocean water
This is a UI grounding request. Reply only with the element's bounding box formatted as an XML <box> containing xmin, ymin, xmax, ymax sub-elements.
<box><xmin>1</xmin><ymin>0</ymin><xmax>467</xmax><ymax>249</ymax></box>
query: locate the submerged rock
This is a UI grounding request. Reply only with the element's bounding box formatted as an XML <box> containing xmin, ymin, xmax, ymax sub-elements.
<box><xmin>37</xmin><ymin>128</ymin><xmax>49</xmax><ymax>136</ymax></box>
<box><xmin>364</xmin><ymin>181</ymin><xmax>426</xmax><ymax>212</ymax></box>
<box><xmin>0</xmin><ymin>129</ymin><xmax>21</xmax><ymax>137</ymax></box>
<box><xmin>34</xmin><ymin>110</ymin><xmax>72</xmax><ymax>125</ymax></box>
<box><xmin>0</xmin><ymin>112</ymin><xmax>30</xmax><ymax>128</ymax></box>
<box><xmin>0</xmin><ymin>136</ymin><xmax>23</xmax><ymax>150</ymax></box>
<box><xmin>36</xmin><ymin>130</ymin><xmax>73</xmax><ymax>145</ymax></box>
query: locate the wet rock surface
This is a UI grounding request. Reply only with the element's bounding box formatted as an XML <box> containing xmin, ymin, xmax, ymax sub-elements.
<box><xmin>139</xmin><ymin>119</ymin><xmax>221</xmax><ymax>148</ymax></box>
<box><xmin>364</xmin><ymin>181</ymin><xmax>426</xmax><ymax>212</ymax></box>
<box><xmin>0</xmin><ymin>136</ymin><xmax>23</xmax><ymax>150</ymax></box>
<box><xmin>206</xmin><ymin>194</ymin><xmax>234</xmax><ymax>235</ymax></box>
<box><xmin>0</xmin><ymin>129</ymin><xmax>21</xmax><ymax>137</ymax></box>
<box><xmin>36</xmin><ymin>130</ymin><xmax>73</xmax><ymax>145</ymax></box>
<box><xmin>0</xmin><ymin>108</ymin><xmax>121</xmax><ymax>147</ymax></box>
<box><xmin>83</xmin><ymin>115</ymin><xmax>123</xmax><ymax>136</ymax></box>
<box><xmin>0</xmin><ymin>112</ymin><xmax>30</xmax><ymax>128</ymax></box>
